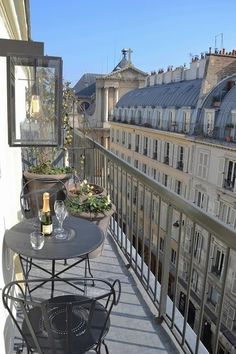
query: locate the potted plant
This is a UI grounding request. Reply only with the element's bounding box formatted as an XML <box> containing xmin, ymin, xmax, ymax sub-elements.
<box><xmin>66</xmin><ymin>192</ymin><xmax>116</xmax><ymax>241</ymax></box>
<box><xmin>68</xmin><ymin>179</ymin><xmax>105</xmax><ymax>200</ymax></box>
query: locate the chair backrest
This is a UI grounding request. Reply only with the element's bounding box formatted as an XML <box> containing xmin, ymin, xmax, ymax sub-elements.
<box><xmin>20</xmin><ymin>176</ymin><xmax>68</xmax><ymax>218</ymax></box>
<box><xmin>2</xmin><ymin>277</ymin><xmax>121</xmax><ymax>354</ymax></box>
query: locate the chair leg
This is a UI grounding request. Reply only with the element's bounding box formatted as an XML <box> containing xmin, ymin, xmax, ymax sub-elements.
<box><xmin>102</xmin><ymin>340</ymin><xmax>109</xmax><ymax>354</ymax></box>
<box><xmin>86</xmin><ymin>258</ymin><xmax>95</xmax><ymax>286</ymax></box>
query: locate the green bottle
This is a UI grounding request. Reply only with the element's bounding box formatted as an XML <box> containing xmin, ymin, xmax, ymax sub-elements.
<box><xmin>41</xmin><ymin>192</ymin><xmax>53</xmax><ymax>236</ymax></box>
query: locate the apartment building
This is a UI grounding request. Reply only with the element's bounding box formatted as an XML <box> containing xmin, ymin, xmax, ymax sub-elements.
<box><xmin>110</xmin><ymin>50</ymin><xmax>236</xmax><ymax>353</ymax></box>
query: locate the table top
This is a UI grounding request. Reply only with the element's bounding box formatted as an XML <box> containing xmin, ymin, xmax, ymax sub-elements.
<box><xmin>4</xmin><ymin>216</ymin><xmax>104</xmax><ymax>260</ymax></box>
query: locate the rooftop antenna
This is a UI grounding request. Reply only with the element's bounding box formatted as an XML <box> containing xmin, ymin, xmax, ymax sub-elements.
<box><xmin>214</xmin><ymin>33</ymin><xmax>224</xmax><ymax>51</ymax></box>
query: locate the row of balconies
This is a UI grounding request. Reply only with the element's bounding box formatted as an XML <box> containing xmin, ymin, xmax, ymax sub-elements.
<box><xmin>112</xmin><ymin>118</ymin><xmax>236</xmax><ymax>142</ymax></box>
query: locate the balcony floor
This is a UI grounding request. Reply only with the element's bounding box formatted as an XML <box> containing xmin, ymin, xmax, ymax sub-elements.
<box><xmin>9</xmin><ymin>233</ymin><xmax>181</xmax><ymax>354</ymax></box>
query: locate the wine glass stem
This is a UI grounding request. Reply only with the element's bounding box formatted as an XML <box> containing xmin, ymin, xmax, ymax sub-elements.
<box><xmin>59</xmin><ymin>221</ymin><xmax>63</xmax><ymax>230</ymax></box>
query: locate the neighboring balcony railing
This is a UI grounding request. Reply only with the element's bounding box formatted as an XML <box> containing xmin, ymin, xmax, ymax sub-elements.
<box><xmin>70</xmin><ymin>132</ymin><xmax>236</xmax><ymax>354</ymax></box>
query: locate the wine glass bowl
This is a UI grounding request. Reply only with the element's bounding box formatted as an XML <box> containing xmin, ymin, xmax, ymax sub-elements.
<box><xmin>54</xmin><ymin>200</ymin><xmax>68</xmax><ymax>239</ymax></box>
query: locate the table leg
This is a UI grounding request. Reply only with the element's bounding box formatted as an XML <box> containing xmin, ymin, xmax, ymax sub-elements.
<box><xmin>51</xmin><ymin>260</ymin><xmax>55</xmax><ymax>297</ymax></box>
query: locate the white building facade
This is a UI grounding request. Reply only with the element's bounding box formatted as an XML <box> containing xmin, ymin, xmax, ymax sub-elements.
<box><xmin>110</xmin><ymin>50</ymin><xmax>236</xmax><ymax>353</ymax></box>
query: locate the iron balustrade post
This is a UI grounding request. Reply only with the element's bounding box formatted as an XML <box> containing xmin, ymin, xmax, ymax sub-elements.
<box><xmin>182</xmin><ymin>222</ymin><xmax>196</xmax><ymax>346</ymax></box>
<box><xmin>135</xmin><ymin>181</ymin><xmax>140</xmax><ymax>273</ymax></box>
<box><xmin>159</xmin><ymin>204</ymin><xmax>173</xmax><ymax>319</ymax></box>
<box><xmin>154</xmin><ymin>196</ymin><xmax>161</xmax><ymax>306</ymax></box>
<box><xmin>140</xmin><ymin>187</ymin><xmax>146</xmax><ymax>281</ymax></box>
<box><xmin>171</xmin><ymin>211</ymin><xmax>183</xmax><ymax>329</ymax></box>
<box><xmin>129</xmin><ymin>177</ymin><xmax>134</xmax><ymax>267</ymax></box>
<box><xmin>147</xmin><ymin>192</ymin><xmax>153</xmax><ymax>292</ymax></box>
<box><xmin>212</xmin><ymin>246</ymin><xmax>230</xmax><ymax>354</ymax></box>
<box><xmin>195</xmin><ymin>233</ymin><xmax>212</xmax><ymax>354</ymax></box>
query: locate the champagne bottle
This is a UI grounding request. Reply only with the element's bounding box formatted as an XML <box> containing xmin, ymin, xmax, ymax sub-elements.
<box><xmin>41</xmin><ymin>192</ymin><xmax>53</xmax><ymax>236</ymax></box>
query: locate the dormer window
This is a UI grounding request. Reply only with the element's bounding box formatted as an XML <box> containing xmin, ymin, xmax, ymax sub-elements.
<box><xmin>204</xmin><ymin>110</ymin><xmax>215</xmax><ymax>135</ymax></box>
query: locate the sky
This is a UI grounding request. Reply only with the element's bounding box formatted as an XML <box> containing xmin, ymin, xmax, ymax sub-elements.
<box><xmin>30</xmin><ymin>0</ymin><xmax>236</xmax><ymax>86</ymax></box>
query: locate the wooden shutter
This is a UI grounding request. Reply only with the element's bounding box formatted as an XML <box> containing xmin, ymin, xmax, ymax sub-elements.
<box><xmin>216</xmin><ymin>158</ymin><xmax>225</xmax><ymax>187</ymax></box>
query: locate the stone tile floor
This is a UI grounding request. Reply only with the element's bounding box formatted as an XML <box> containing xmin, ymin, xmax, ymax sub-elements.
<box><xmin>7</xmin><ymin>233</ymin><xmax>182</xmax><ymax>354</ymax></box>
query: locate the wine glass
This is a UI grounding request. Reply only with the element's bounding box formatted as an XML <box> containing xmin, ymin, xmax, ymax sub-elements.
<box><xmin>54</xmin><ymin>200</ymin><xmax>68</xmax><ymax>239</ymax></box>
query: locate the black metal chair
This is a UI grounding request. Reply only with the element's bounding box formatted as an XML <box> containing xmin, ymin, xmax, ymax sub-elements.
<box><xmin>2</xmin><ymin>277</ymin><xmax>121</xmax><ymax>354</ymax></box>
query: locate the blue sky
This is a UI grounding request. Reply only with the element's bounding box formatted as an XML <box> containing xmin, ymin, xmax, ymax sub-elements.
<box><xmin>30</xmin><ymin>0</ymin><xmax>236</xmax><ymax>86</ymax></box>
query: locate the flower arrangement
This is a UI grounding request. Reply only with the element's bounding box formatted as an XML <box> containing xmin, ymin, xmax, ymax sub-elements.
<box><xmin>66</xmin><ymin>193</ymin><xmax>113</xmax><ymax>215</ymax></box>
<box><xmin>68</xmin><ymin>179</ymin><xmax>104</xmax><ymax>198</ymax></box>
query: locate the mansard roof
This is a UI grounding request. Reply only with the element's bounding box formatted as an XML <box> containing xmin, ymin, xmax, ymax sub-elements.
<box><xmin>74</xmin><ymin>73</ymin><xmax>103</xmax><ymax>97</ymax></box>
<box><xmin>116</xmin><ymin>79</ymin><xmax>202</xmax><ymax>108</ymax></box>
<box><xmin>197</xmin><ymin>74</ymin><xmax>236</xmax><ymax>139</ymax></box>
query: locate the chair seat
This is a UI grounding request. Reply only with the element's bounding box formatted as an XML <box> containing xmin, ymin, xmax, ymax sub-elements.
<box><xmin>22</xmin><ymin>295</ymin><xmax>110</xmax><ymax>354</ymax></box>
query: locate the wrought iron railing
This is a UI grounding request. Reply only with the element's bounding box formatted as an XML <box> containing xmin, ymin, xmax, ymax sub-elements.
<box><xmin>70</xmin><ymin>132</ymin><xmax>236</xmax><ymax>354</ymax></box>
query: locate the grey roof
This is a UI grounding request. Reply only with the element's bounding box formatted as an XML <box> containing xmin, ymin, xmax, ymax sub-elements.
<box><xmin>73</xmin><ymin>73</ymin><xmax>102</xmax><ymax>97</ymax></box>
<box><xmin>113</xmin><ymin>57</ymin><xmax>129</xmax><ymax>71</ymax></box>
<box><xmin>116</xmin><ymin>79</ymin><xmax>202</xmax><ymax>108</ymax></box>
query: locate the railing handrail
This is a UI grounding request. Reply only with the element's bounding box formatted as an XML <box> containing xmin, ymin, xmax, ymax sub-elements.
<box><xmin>72</xmin><ymin>132</ymin><xmax>236</xmax><ymax>251</ymax></box>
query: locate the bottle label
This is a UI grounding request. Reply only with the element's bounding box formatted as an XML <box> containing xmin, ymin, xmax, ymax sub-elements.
<box><xmin>42</xmin><ymin>224</ymin><xmax>53</xmax><ymax>235</ymax></box>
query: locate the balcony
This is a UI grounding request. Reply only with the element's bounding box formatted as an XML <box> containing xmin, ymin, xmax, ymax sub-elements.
<box><xmin>5</xmin><ymin>133</ymin><xmax>236</xmax><ymax>354</ymax></box>
<box><xmin>177</xmin><ymin>160</ymin><xmax>184</xmax><ymax>171</ymax></box>
<box><xmin>143</xmin><ymin>148</ymin><xmax>148</xmax><ymax>156</ymax></box>
<box><xmin>223</xmin><ymin>179</ymin><xmax>234</xmax><ymax>191</ymax></box>
<box><xmin>67</xmin><ymin>133</ymin><xmax>236</xmax><ymax>354</ymax></box>
<box><xmin>164</xmin><ymin>156</ymin><xmax>169</xmax><ymax>165</ymax></box>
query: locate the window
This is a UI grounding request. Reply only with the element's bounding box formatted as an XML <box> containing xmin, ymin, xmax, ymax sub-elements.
<box><xmin>135</xmin><ymin>134</ymin><xmax>140</xmax><ymax>152</ymax></box>
<box><xmin>111</xmin><ymin>129</ymin><xmax>114</xmax><ymax>142</ymax></box>
<box><xmin>224</xmin><ymin>160</ymin><xmax>236</xmax><ymax>190</ymax></box>
<box><xmin>134</xmin><ymin>160</ymin><xmax>138</xmax><ymax>168</ymax></box>
<box><xmin>177</xmin><ymin>146</ymin><xmax>184</xmax><ymax>170</ymax></box>
<box><xmin>182</xmin><ymin>111</ymin><xmax>190</xmax><ymax>132</ymax></box>
<box><xmin>195</xmin><ymin>190</ymin><xmax>208</xmax><ymax>211</ymax></box>
<box><xmin>222</xmin><ymin>303</ymin><xmax>236</xmax><ymax>331</ymax></box>
<box><xmin>211</xmin><ymin>246</ymin><xmax>225</xmax><ymax>277</ymax></box>
<box><xmin>153</xmin><ymin>139</ymin><xmax>158</xmax><ymax>159</ymax></box>
<box><xmin>127</xmin><ymin>156</ymin><xmax>131</xmax><ymax>164</ymax></box>
<box><xmin>231</xmin><ymin>274</ymin><xmax>236</xmax><ymax>295</ymax></box>
<box><xmin>157</xmin><ymin>111</ymin><xmax>161</xmax><ymax>127</ymax></box>
<box><xmin>175</xmin><ymin>180</ymin><xmax>182</xmax><ymax>195</ymax></box>
<box><xmin>153</xmin><ymin>168</ymin><xmax>157</xmax><ymax>180</ymax></box>
<box><xmin>193</xmin><ymin>231</ymin><xmax>203</xmax><ymax>262</ymax></box>
<box><xmin>143</xmin><ymin>137</ymin><xmax>148</xmax><ymax>156</ymax></box>
<box><xmin>204</xmin><ymin>110</ymin><xmax>215</xmax><ymax>135</ymax></box>
<box><xmin>116</xmin><ymin>130</ymin><xmax>120</xmax><ymax>143</ymax></box>
<box><xmin>164</xmin><ymin>142</ymin><xmax>170</xmax><ymax>164</ymax></box>
<box><xmin>219</xmin><ymin>202</ymin><xmax>230</xmax><ymax>223</ymax></box>
<box><xmin>163</xmin><ymin>174</ymin><xmax>168</xmax><ymax>187</ymax></box>
<box><xmin>197</xmin><ymin>151</ymin><xmax>209</xmax><ymax>179</ymax></box>
<box><xmin>160</xmin><ymin>238</ymin><xmax>164</xmax><ymax>252</ymax></box>
<box><xmin>142</xmin><ymin>163</ymin><xmax>147</xmax><ymax>173</ymax></box>
<box><xmin>191</xmin><ymin>269</ymin><xmax>198</xmax><ymax>292</ymax></box>
<box><xmin>122</xmin><ymin>131</ymin><xmax>125</xmax><ymax>145</ymax></box>
<box><xmin>128</xmin><ymin>133</ymin><xmax>131</xmax><ymax>149</ymax></box>
<box><xmin>208</xmin><ymin>285</ymin><xmax>219</xmax><ymax>307</ymax></box>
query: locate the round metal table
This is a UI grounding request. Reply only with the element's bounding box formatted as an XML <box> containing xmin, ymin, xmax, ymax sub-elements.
<box><xmin>5</xmin><ymin>216</ymin><xmax>104</xmax><ymax>260</ymax></box>
<box><xmin>4</xmin><ymin>216</ymin><xmax>104</xmax><ymax>295</ymax></box>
